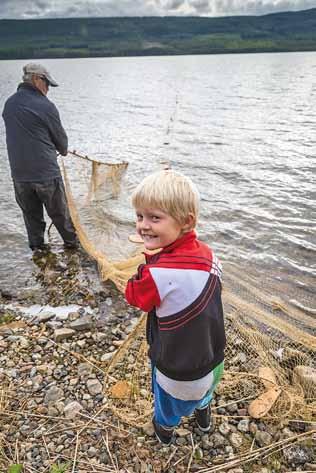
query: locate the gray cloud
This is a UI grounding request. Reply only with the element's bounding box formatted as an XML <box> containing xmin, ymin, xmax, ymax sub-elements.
<box><xmin>0</xmin><ymin>0</ymin><xmax>315</xmax><ymax>19</ymax></box>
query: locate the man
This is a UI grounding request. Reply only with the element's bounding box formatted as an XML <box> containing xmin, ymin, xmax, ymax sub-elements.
<box><xmin>2</xmin><ymin>63</ymin><xmax>78</xmax><ymax>252</ymax></box>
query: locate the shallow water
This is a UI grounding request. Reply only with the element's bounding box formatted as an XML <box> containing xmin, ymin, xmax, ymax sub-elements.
<box><xmin>0</xmin><ymin>52</ymin><xmax>315</xmax><ymax>309</ymax></box>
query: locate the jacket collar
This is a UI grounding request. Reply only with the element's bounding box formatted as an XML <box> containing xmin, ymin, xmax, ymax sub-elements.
<box><xmin>17</xmin><ymin>82</ymin><xmax>44</xmax><ymax>96</ymax></box>
<box><xmin>144</xmin><ymin>230</ymin><xmax>197</xmax><ymax>262</ymax></box>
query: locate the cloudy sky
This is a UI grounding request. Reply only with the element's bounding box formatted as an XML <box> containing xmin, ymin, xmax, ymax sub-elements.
<box><xmin>0</xmin><ymin>0</ymin><xmax>315</xmax><ymax>19</ymax></box>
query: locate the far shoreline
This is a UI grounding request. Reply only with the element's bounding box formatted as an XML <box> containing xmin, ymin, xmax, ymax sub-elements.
<box><xmin>1</xmin><ymin>47</ymin><xmax>316</xmax><ymax>62</ymax></box>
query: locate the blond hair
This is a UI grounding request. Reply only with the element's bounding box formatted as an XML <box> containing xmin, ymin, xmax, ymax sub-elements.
<box><xmin>131</xmin><ymin>170</ymin><xmax>200</xmax><ymax>229</ymax></box>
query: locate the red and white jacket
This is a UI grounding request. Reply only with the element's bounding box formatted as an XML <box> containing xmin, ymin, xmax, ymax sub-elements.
<box><xmin>125</xmin><ymin>231</ymin><xmax>226</xmax><ymax>381</ymax></box>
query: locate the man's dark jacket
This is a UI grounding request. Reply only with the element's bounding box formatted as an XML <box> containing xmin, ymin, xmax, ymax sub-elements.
<box><xmin>2</xmin><ymin>82</ymin><xmax>68</xmax><ymax>182</ymax></box>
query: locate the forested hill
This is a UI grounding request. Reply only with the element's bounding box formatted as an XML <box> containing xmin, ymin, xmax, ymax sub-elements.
<box><xmin>1</xmin><ymin>8</ymin><xmax>316</xmax><ymax>60</ymax></box>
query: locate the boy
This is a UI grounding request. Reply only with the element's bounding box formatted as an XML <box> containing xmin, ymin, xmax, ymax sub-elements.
<box><xmin>125</xmin><ymin>170</ymin><xmax>226</xmax><ymax>445</ymax></box>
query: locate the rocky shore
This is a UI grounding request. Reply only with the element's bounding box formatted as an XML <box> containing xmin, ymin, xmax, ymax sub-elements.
<box><xmin>0</xmin><ymin>248</ymin><xmax>315</xmax><ymax>472</ymax></box>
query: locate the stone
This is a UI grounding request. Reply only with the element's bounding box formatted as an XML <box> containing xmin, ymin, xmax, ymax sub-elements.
<box><xmin>255</xmin><ymin>430</ymin><xmax>273</xmax><ymax>447</ymax></box>
<box><xmin>212</xmin><ymin>433</ymin><xmax>226</xmax><ymax>447</ymax></box>
<box><xmin>142</xmin><ymin>421</ymin><xmax>155</xmax><ymax>437</ymax></box>
<box><xmin>105</xmin><ymin>297</ymin><xmax>112</xmax><ymax>306</ymax></box>
<box><xmin>68</xmin><ymin>311</ymin><xmax>80</xmax><ymax>321</ymax></box>
<box><xmin>229</xmin><ymin>432</ymin><xmax>243</xmax><ymax>448</ymax></box>
<box><xmin>44</xmin><ymin>386</ymin><xmax>64</xmax><ymax>404</ymax></box>
<box><xmin>176</xmin><ymin>428</ymin><xmax>190</xmax><ymax>437</ymax></box>
<box><xmin>282</xmin><ymin>445</ymin><xmax>313</xmax><ymax>465</ymax></box>
<box><xmin>237</xmin><ymin>419</ymin><xmax>250</xmax><ymax>433</ymax></box>
<box><xmin>86</xmin><ymin>378</ymin><xmax>103</xmax><ymax>396</ymax></box>
<box><xmin>55</xmin><ymin>313</ymin><xmax>69</xmax><ymax>322</ymax></box>
<box><xmin>219</xmin><ymin>422</ymin><xmax>231</xmax><ymax>436</ymax></box>
<box><xmin>227</xmin><ymin>403</ymin><xmax>238</xmax><ymax>413</ymax></box>
<box><xmin>293</xmin><ymin>365</ymin><xmax>316</xmax><ymax>396</ymax></box>
<box><xmin>54</xmin><ymin>328</ymin><xmax>76</xmax><ymax>342</ymax></box>
<box><xmin>101</xmin><ymin>352</ymin><xmax>115</xmax><ymax>362</ymax></box>
<box><xmin>87</xmin><ymin>446</ymin><xmax>98</xmax><ymax>458</ymax></box>
<box><xmin>55</xmin><ymin>401</ymin><xmax>65</xmax><ymax>413</ymax></box>
<box><xmin>37</xmin><ymin>364</ymin><xmax>53</xmax><ymax>376</ymax></box>
<box><xmin>69</xmin><ymin>377</ymin><xmax>79</xmax><ymax>386</ymax></box>
<box><xmin>249</xmin><ymin>422</ymin><xmax>258</xmax><ymax>435</ymax></box>
<box><xmin>36</xmin><ymin>311</ymin><xmax>56</xmax><ymax>323</ymax></box>
<box><xmin>78</xmin><ymin>363</ymin><xmax>92</xmax><ymax>378</ymax></box>
<box><xmin>305</xmin><ymin>464</ymin><xmax>316</xmax><ymax>471</ymax></box>
<box><xmin>231</xmin><ymin>352</ymin><xmax>247</xmax><ymax>364</ymax></box>
<box><xmin>64</xmin><ymin>401</ymin><xmax>83</xmax><ymax>419</ymax></box>
<box><xmin>48</xmin><ymin>406</ymin><xmax>59</xmax><ymax>416</ymax></box>
<box><xmin>70</xmin><ymin>315</ymin><xmax>94</xmax><ymax>331</ymax></box>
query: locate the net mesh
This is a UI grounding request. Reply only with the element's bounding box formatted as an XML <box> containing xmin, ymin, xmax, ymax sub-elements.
<box><xmin>62</xmin><ymin>152</ymin><xmax>316</xmax><ymax>428</ymax></box>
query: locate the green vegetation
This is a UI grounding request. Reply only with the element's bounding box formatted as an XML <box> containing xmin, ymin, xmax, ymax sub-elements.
<box><xmin>8</xmin><ymin>465</ymin><xmax>23</xmax><ymax>473</ymax></box>
<box><xmin>50</xmin><ymin>462</ymin><xmax>70</xmax><ymax>473</ymax></box>
<box><xmin>0</xmin><ymin>8</ymin><xmax>316</xmax><ymax>59</ymax></box>
<box><xmin>7</xmin><ymin>463</ymin><xmax>70</xmax><ymax>473</ymax></box>
<box><xmin>0</xmin><ymin>312</ymin><xmax>15</xmax><ymax>325</ymax></box>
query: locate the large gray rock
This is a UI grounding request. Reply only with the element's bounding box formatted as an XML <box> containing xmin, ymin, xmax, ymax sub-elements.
<box><xmin>69</xmin><ymin>315</ymin><xmax>94</xmax><ymax>331</ymax></box>
<box><xmin>54</xmin><ymin>328</ymin><xmax>76</xmax><ymax>342</ymax></box>
<box><xmin>37</xmin><ymin>311</ymin><xmax>55</xmax><ymax>323</ymax></box>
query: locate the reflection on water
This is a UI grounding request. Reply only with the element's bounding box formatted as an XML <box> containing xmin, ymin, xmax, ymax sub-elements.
<box><xmin>0</xmin><ymin>53</ymin><xmax>315</xmax><ymax>309</ymax></box>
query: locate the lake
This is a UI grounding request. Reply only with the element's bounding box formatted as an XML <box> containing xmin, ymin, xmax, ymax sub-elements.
<box><xmin>0</xmin><ymin>52</ymin><xmax>315</xmax><ymax>311</ymax></box>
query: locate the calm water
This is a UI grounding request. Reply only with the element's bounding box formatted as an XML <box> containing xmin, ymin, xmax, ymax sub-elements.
<box><xmin>0</xmin><ymin>53</ymin><xmax>315</xmax><ymax>307</ymax></box>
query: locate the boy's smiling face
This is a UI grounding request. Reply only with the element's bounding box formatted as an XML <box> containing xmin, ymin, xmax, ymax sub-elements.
<box><xmin>135</xmin><ymin>207</ymin><xmax>185</xmax><ymax>251</ymax></box>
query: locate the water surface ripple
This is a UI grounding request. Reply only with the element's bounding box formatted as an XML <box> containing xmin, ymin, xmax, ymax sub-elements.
<box><xmin>0</xmin><ymin>53</ymin><xmax>315</xmax><ymax>307</ymax></box>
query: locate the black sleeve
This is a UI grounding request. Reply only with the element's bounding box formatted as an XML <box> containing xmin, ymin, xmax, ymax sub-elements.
<box><xmin>46</xmin><ymin>103</ymin><xmax>68</xmax><ymax>156</ymax></box>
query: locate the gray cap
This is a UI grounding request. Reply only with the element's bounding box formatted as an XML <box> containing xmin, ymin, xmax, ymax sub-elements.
<box><xmin>23</xmin><ymin>63</ymin><xmax>59</xmax><ymax>87</ymax></box>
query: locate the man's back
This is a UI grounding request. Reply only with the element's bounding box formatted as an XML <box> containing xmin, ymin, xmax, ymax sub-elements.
<box><xmin>2</xmin><ymin>82</ymin><xmax>68</xmax><ymax>182</ymax></box>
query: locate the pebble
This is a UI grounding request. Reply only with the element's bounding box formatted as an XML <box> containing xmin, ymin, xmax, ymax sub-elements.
<box><xmin>255</xmin><ymin>430</ymin><xmax>273</xmax><ymax>447</ymax></box>
<box><xmin>54</xmin><ymin>328</ymin><xmax>76</xmax><ymax>341</ymax></box>
<box><xmin>86</xmin><ymin>378</ymin><xmax>103</xmax><ymax>395</ymax></box>
<box><xmin>64</xmin><ymin>400</ymin><xmax>83</xmax><ymax>418</ymax></box>
<box><xmin>237</xmin><ymin>419</ymin><xmax>250</xmax><ymax>433</ymax></box>
<box><xmin>44</xmin><ymin>385</ymin><xmax>64</xmax><ymax>404</ymax></box>
<box><xmin>219</xmin><ymin>422</ymin><xmax>231</xmax><ymax>436</ymax></box>
<box><xmin>229</xmin><ymin>432</ymin><xmax>243</xmax><ymax>448</ymax></box>
<box><xmin>282</xmin><ymin>445</ymin><xmax>313</xmax><ymax>465</ymax></box>
<box><xmin>101</xmin><ymin>352</ymin><xmax>115</xmax><ymax>362</ymax></box>
<box><xmin>1</xmin><ymin>255</ymin><xmax>312</xmax><ymax>473</ymax></box>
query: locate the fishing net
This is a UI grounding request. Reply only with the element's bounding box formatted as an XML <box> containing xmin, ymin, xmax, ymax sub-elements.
<box><xmin>62</xmin><ymin>151</ymin><xmax>144</xmax><ymax>293</ymax></box>
<box><xmin>62</xmin><ymin>151</ymin><xmax>316</xmax><ymax>429</ymax></box>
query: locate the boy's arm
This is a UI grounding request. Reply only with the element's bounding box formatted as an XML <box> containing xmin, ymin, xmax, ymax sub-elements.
<box><xmin>125</xmin><ymin>265</ymin><xmax>161</xmax><ymax>312</ymax></box>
